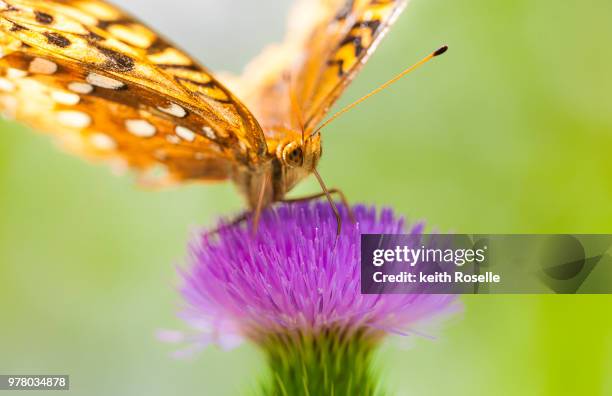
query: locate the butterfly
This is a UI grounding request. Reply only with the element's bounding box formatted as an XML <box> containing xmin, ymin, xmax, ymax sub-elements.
<box><xmin>0</xmin><ymin>0</ymin><xmax>446</xmax><ymax>231</ymax></box>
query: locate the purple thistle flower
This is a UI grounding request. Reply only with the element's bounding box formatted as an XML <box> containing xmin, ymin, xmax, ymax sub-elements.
<box><xmin>177</xmin><ymin>202</ymin><xmax>459</xmax><ymax>347</ymax></box>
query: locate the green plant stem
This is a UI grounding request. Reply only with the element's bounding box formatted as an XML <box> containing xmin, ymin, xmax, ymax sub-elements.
<box><xmin>257</xmin><ymin>328</ymin><xmax>384</xmax><ymax>396</ymax></box>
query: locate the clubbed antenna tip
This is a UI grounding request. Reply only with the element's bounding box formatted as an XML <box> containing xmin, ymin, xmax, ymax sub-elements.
<box><xmin>433</xmin><ymin>45</ymin><xmax>448</xmax><ymax>57</ymax></box>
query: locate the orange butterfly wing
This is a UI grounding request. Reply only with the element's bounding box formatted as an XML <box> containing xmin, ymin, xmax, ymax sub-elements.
<box><xmin>0</xmin><ymin>0</ymin><xmax>266</xmax><ymax>184</ymax></box>
<box><xmin>224</xmin><ymin>0</ymin><xmax>408</xmax><ymax>134</ymax></box>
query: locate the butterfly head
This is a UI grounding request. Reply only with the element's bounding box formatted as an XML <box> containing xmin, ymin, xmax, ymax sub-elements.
<box><xmin>277</xmin><ymin>133</ymin><xmax>321</xmax><ymax>171</ymax></box>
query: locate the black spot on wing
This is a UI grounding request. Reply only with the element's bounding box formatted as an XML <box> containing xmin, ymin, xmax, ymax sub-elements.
<box><xmin>44</xmin><ymin>32</ymin><xmax>71</xmax><ymax>47</ymax></box>
<box><xmin>327</xmin><ymin>58</ymin><xmax>346</xmax><ymax>77</ymax></box>
<box><xmin>9</xmin><ymin>22</ymin><xmax>26</xmax><ymax>32</ymax></box>
<box><xmin>96</xmin><ymin>18</ymin><xmax>131</xmax><ymax>30</ymax></box>
<box><xmin>146</xmin><ymin>38</ymin><xmax>168</xmax><ymax>55</ymax></box>
<box><xmin>34</xmin><ymin>11</ymin><xmax>54</xmax><ymax>25</ymax></box>
<box><xmin>354</xmin><ymin>19</ymin><xmax>382</xmax><ymax>33</ymax></box>
<box><xmin>3</xmin><ymin>4</ymin><xmax>19</xmax><ymax>12</ymax></box>
<box><xmin>340</xmin><ymin>20</ymin><xmax>383</xmax><ymax>57</ymax></box>
<box><xmin>341</xmin><ymin>35</ymin><xmax>364</xmax><ymax>57</ymax></box>
<box><xmin>87</xmin><ymin>31</ymin><xmax>105</xmax><ymax>42</ymax></box>
<box><xmin>96</xmin><ymin>46</ymin><xmax>135</xmax><ymax>72</ymax></box>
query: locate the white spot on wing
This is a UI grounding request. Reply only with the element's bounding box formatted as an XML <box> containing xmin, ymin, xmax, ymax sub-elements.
<box><xmin>68</xmin><ymin>82</ymin><xmax>94</xmax><ymax>94</ymax></box>
<box><xmin>29</xmin><ymin>58</ymin><xmax>58</xmax><ymax>75</ymax></box>
<box><xmin>52</xmin><ymin>91</ymin><xmax>81</xmax><ymax>105</ymax></box>
<box><xmin>175</xmin><ymin>126</ymin><xmax>195</xmax><ymax>142</ymax></box>
<box><xmin>86</xmin><ymin>73</ymin><xmax>125</xmax><ymax>89</ymax></box>
<box><xmin>202</xmin><ymin>126</ymin><xmax>215</xmax><ymax>140</ymax></box>
<box><xmin>7</xmin><ymin>68</ymin><xmax>27</xmax><ymax>79</ymax></box>
<box><xmin>157</xmin><ymin>102</ymin><xmax>187</xmax><ymax>118</ymax></box>
<box><xmin>57</xmin><ymin>111</ymin><xmax>92</xmax><ymax>128</ymax></box>
<box><xmin>125</xmin><ymin>119</ymin><xmax>156</xmax><ymax>137</ymax></box>
<box><xmin>90</xmin><ymin>133</ymin><xmax>117</xmax><ymax>150</ymax></box>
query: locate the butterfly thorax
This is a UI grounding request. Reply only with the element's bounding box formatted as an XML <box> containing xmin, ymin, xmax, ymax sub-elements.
<box><xmin>232</xmin><ymin>130</ymin><xmax>322</xmax><ymax>210</ymax></box>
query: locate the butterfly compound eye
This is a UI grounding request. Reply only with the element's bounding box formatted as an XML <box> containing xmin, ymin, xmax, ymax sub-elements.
<box><xmin>282</xmin><ymin>142</ymin><xmax>304</xmax><ymax>168</ymax></box>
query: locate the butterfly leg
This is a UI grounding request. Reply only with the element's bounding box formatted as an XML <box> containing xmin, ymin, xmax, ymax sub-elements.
<box><xmin>282</xmin><ymin>190</ymin><xmax>352</xmax><ymax>236</ymax></box>
<box><xmin>207</xmin><ymin>188</ymin><xmax>352</xmax><ymax>238</ymax></box>
<box><xmin>204</xmin><ymin>211</ymin><xmax>250</xmax><ymax>238</ymax></box>
<box><xmin>282</xmin><ymin>178</ymin><xmax>355</xmax><ymax>235</ymax></box>
<box><xmin>251</xmin><ymin>173</ymin><xmax>269</xmax><ymax>235</ymax></box>
<box><xmin>281</xmin><ymin>189</ymin><xmax>352</xmax><ymax>212</ymax></box>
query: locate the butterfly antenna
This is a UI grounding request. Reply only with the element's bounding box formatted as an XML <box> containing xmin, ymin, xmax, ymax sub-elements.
<box><xmin>312</xmin><ymin>45</ymin><xmax>448</xmax><ymax>136</ymax></box>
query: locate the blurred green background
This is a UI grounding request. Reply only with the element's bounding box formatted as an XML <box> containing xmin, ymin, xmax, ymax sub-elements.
<box><xmin>1</xmin><ymin>0</ymin><xmax>611</xmax><ymax>395</ymax></box>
